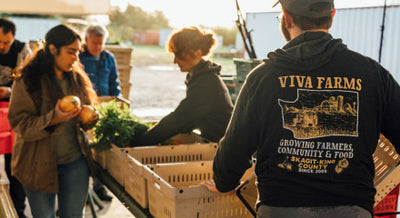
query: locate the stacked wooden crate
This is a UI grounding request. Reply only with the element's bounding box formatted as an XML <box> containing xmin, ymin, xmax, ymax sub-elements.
<box><xmin>104</xmin><ymin>45</ymin><xmax>133</xmax><ymax>99</ymax></box>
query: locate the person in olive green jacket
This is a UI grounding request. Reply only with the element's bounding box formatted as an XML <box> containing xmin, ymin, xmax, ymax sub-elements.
<box><xmin>8</xmin><ymin>24</ymin><xmax>98</xmax><ymax>218</ymax></box>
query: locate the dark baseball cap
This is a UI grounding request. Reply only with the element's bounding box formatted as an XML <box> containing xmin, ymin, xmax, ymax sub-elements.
<box><xmin>273</xmin><ymin>0</ymin><xmax>334</xmax><ymax>18</ymax></box>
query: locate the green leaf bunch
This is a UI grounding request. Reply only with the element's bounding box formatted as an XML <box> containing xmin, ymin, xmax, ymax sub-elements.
<box><xmin>89</xmin><ymin>100</ymin><xmax>150</xmax><ymax>153</ymax></box>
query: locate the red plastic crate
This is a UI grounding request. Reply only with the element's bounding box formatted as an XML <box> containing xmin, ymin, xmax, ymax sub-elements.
<box><xmin>374</xmin><ymin>185</ymin><xmax>399</xmax><ymax>218</ymax></box>
<box><xmin>0</xmin><ymin>102</ymin><xmax>11</xmax><ymax>132</ymax></box>
<box><xmin>0</xmin><ymin>131</ymin><xmax>14</xmax><ymax>155</ymax></box>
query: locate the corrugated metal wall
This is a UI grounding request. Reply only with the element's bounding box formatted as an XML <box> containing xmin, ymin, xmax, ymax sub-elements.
<box><xmin>246</xmin><ymin>11</ymin><xmax>284</xmax><ymax>59</ymax></box>
<box><xmin>246</xmin><ymin>6</ymin><xmax>400</xmax><ymax>82</ymax></box>
<box><xmin>10</xmin><ymin>17</ymin><xmax>61</xmax><ymax>42</ymax></box>
<box><xmin>330</xmin><ymin>6</ymin><xmax>400</xmax><ymax>81</ymax></box>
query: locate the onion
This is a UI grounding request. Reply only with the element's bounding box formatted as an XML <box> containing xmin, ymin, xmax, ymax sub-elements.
<box><xmin>60</xmin><ymin>95</ymin><xmax>81</xmax><ymax>112</ymax></box>
<box><xmin>78</xmin><ymin>105</ymin><xmax>97</xmax><ymax>124</ymax></box>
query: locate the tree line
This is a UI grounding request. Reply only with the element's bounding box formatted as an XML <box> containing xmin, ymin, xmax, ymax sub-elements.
<box><xmin>108</xmin><ymin>5</ymin><xmax>237</xmax><ymax>46</ymax></box>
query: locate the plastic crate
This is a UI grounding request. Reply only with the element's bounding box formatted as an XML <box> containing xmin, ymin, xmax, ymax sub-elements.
<box><xmin>374</xmin><ymin>185</ymin><xmax>399</xmax><ymax>218</ymax></box>
<box><xmin>0</xmin><ymin>131</ymin><xmax>14</xmax><ymax>155</ymax></box>
<box><xmin>221</xmin><ymin>75</ymin><xmax>237</xmax><ymax>104</ymax></box>
<box><xmin>0</xmin><ymin>184</ymin><xmax>18</xmax><ymax>217</ymax></box>
<box><xmin>374</xmin><ymin>135</ymin><xmax>400</xmax><ymax>207</ymax></box>
<box><xmin>221</xmin><ymin>75</ymin><xmax>236</xmax><ymax>95</ymax></box>
<box><xmin>124</xmin><ymin>143</ymin><xmax>218</xmax><ymax>208</ymax></box>
<box><xmin>92</xmin><ymin>149</ymin><xmax>106</xmax><ymax>169</ymax></box>
<box><xmin>0</xmin><ymin>102</ymin><xmax>11</xmax><ymax>132</ymax></box>
<box><xmin>104</xmin><ymin>145</ymin><xmax>127</xmax><ymax>186</ymax></box>
<box><xmin>373</xmin><ymin>135</ymin><xmax>399</xmax><ymax>183</ymax></box>
<box><xmin>233</xmin><ymin>58</ymin><xmax>262</xmax><ymax>82</ymax></box>
<box><xmin>169</xmin><ymin>133</ymin><xmax>209</xmax><ymax>144</ymax></box>
<box><xmin>144</xmin><ymin>161</ymin><xmax>254</xmax><ymax>218</ymax></box>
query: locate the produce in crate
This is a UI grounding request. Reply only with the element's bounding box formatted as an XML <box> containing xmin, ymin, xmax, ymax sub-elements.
<box><xmin>89</xmin><ymin>100</ymin><xmax>150</xmax><ymax>153</ymax></box>
<box><xmin>59</xmin><ymin>95</ymin><xmax>81</xmax><ymax>112</ymax></box>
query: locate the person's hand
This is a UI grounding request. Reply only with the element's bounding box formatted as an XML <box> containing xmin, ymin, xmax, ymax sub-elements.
<box><xmin>0</xmin><ymin>87</ymin><xmax>11</xmax><ymax>99</ymax></box>
<box><xmin>48</xmin><ymin>100</ymin><xmax>81</xmax><ymax>126</ymax></box>
<box><xmin>200</xmin><ymin>180</ymin><xmax>235</xmax><ymax>195</ymax></box>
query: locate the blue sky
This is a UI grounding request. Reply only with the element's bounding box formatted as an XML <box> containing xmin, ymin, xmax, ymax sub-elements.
<box><xmin>125</xmin><ymin>0</ymin><xmax>400</xmax><ymax>28</ymax></box>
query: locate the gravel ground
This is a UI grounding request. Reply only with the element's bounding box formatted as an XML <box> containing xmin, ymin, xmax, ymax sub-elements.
<box><xmin>129</xmin><ymin>64</ymin><xmax>187</xmax><ymax>122</ymax></box>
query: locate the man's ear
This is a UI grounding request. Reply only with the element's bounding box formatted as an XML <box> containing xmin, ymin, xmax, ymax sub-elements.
<box><xmin>332</xmin><ymin>8</ymin><xmax>336</xmax><ymax>18</ymax></box>
<box><xmin>282</xmin><ymin>9</ymin><xmax>292</xmax><ymax>28</ymax></box>
<box><xmin>49</xmin><ymin>44</ymin><xmax>57</xmax><ymax>55</ymax></box>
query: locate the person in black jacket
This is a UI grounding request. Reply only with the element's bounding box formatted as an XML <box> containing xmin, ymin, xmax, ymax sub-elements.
<box><xmin>203</xmin><ymin>0</ymin><xmax>400</xmax><ymax>217</ymax></box>
<box><xmin>0</xmin><ymin>17</ymin><xmax>32</xmax><ymax>218</ymax></box>
<box><xmin>133</xmin><ymin>26</ymin><xmax>233</xmax><ymax>145</ymax></box>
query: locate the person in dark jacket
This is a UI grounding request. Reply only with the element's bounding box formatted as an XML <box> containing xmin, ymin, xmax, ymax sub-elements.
<box><xmin>0</xmin><ymin>17</ymin><xmax>32</xmax><ymax>218</ymax></box>
<box><xmin>133</xmin><ymin>26</ymin><xmax>233</xmax><ymax>145</ymax></box>
<box><xmin>203</xmin><ymin>0</ymin><xmax>400</xmax><ymax>217</ymax></box>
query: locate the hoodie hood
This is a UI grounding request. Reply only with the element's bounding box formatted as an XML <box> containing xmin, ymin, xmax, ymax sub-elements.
<box><xmin>266</xmin><ymin>32</ymin><xmax>347</xmax><ymax>71</ymax></box>
<box><xmin>186</xmin><ymin>59</ymin><xmax>221</xmax><ymax>84</ymax></box>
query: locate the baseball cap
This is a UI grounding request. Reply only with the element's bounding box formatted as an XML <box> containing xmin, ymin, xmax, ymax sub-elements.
<box><xmin>273</xmin><ymin>0</ymin><xmax>334</xmax><ymax>18</ymax></box>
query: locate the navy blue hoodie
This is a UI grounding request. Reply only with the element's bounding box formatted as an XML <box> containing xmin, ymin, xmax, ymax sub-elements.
<box><xmin>213</xmin><ymin>32</ymin><xmax>400</xmax><ymax>215</ymax></box>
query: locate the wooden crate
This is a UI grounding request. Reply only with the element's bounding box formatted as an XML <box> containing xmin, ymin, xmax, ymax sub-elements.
<box><xmin>120</xmin><ymin>82</ymin><xmax>132</xmax><ymax>99</ymax></box>
<box><xmin>118</xmin><ymin>65</ymin><xmax>132</xmax><ymax>83</ymax></box>
<box><xmin>97</xmin><ymin>96</ymin><xmax>131</xmax><ymax>108</ymax></box>
<box><xmin>105</xmin><ymin>45</ymin><xmax>133</xmax><ymax>66</ymax></box>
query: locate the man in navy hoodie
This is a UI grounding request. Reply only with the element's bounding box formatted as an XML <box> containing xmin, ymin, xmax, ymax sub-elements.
<box><xmin>206</xmin><ymin>0</ymin><xmax>400</xmax><ymax>217</ymax></box>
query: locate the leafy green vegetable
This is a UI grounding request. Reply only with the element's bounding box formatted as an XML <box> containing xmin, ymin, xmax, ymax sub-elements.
<box><xmin>89</xmin><ymin>100</ymin><xmax>150</xmax><ymax>153</ymax></box>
